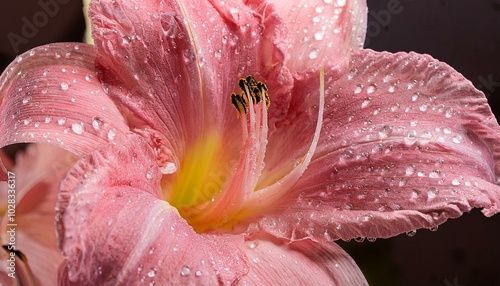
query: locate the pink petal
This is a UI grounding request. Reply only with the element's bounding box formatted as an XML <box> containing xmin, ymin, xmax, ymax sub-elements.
<box><xmin>265</xmin><ymin>0</ymin><xmax>367</xmax><ymax>72</ymax></box>
<box><xmin>240</xmin><ymin>235</ymin><xmax>367</xmax><ymax>285</ymax></box>
<box><xmin>257</xmin><ymin>49</ymin><xmax>500</xmax><ymax>241</ymax></box>
<box><xmin>0</xmin><ymin>43</ymin><xmax>129</xmax><ymax>157</ymax></box>
<box><xmin>56</xmin><ymin>134</ymin><xmax>249</xmax><ymax>284</ymax></box>
<box><xmin>57</xmin><ymin>133</ymin><xmax>367</xmax><ymax>284</ymax></box>
<box><xmin>89</xmin><ymin>0</ymin><xmax>265</xmax><ymax>161</ymax></box>
<box><xmin>1</xmin><ymin>144</ymin><xmax>70</xmax><ymax>285</ymax></box>
<box><xmin>90</xmin><ymin>0</ymin><xmax>342</xmax><ymax>165</ymax></box>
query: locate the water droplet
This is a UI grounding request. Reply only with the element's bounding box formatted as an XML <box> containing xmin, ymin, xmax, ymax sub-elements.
<box><xmin>411</xmin><ymin>93</ymin><xmax>419</xmax><ymax>101</ymax></box>
<box><xmin>406</xmin><ymin>230</ymin><xmax>417</xmax><ymax>237</ymax></box>
<box><xmin>452</xmin><ymin>135</ymin><xmax>462</xmax><ymax>144</ymax></box>
<box><xmin>161</xmin><ymin>162</ymin><xmax>177</xmax><ymax>174</ymax></box>
<box><xmin>378</xmin><ymin>125</ymin><xmax>393</xmax><ymax>139</ymax></box>
<box><xmin>214</xmin><ymin>49</ymin><xmax>222</xmax><ymax>60</ymax></box>
<box><xmin>195</xmin><ymin>270</ymin><xmax>202</xmax><ymax>277</ymax></box>
<box><xmin>354</xmin><ymin>84</ymin><xmax>363</xmax><ymax>94</ymax></box>
<box><xmin>147</xmin><ymin>268</ymin><xmax>157</xmax><ymax>278</ymax></box>
<box><xmin>122</xmin><ymin>36</ymin><xmax>131</xmax><ymax>44</ymax></box>
<box><xmin>57</xmin><ymin>117</ymin><xmax>66</xmax><ymax>125</ymax></box>
<box><xmin>308</xmin><ymin>49</ymin><xmax>319</xmax><ymax>59</ymax></box>
<box><xmin>429</xmin><ymin>170</ymin><xmax>440</xmax><ymax>179</ymax></box>
<box><xmin>146</xmin><ymin>170</ymin><xmax>154</xmax><ymax>179</ymax></box>
<box><xmin>248</xmin><ymin>241</ymin><xmax>258</xmax><ymax>249</ymax></box>
<box><xmin>137</xmin><ymin>264</ymin><xmax>143</xmax><ymax>273</ymax></box>
<box><xmin>430</xmin><ymin>225</ymin><xmax>439</xmax><ymax>232</ymax></box>
<box><xmin>427</xmin><ymin>187</ymin><xmax>438</xmax><ymax>199</ymax></box>
<box><xmin>180</xmin><ymin>266</ymin><xmax>191</xmax><ymax>276</ymax></box>
<box><xmin>366</xmin><ymin>84</ymin><xmax>377</xmax><ymax>94</ymax></box>
<box><xmin>451</xmin><ymin>179</ymin><xmax>460</xmax><ymax>186</ymax></box>
<box><xmin>445</xmin><ymin>108</ymin><xmax>454</xmax><ymax>118</ymax></box>
<box><xmin>361</xmin><ymin>98</ymin><xmax>371</xmax><ymax>108</ymax></box>
<box><xmin>22</xmin><ymin>96</ymin><xmax>32</xmax><ymax>104</ymax></box>
<box><xmin>61</xmin><ymin>82</ymin><xmax>69</xmax><ymax>90</ymax></box>
<box><xmin>252</xmin><ymin>257</ymin><xmax>260</xmax><ymax>263</ymax></box>
<box><xmin>405</xmin><ymin>130</ymin><xmax>417</xmax><ymax>144</ymax></box>
<box><xmin>71</xmin><ymin>122</ymin><xmax>84</xmax><ymax>134</ymax></box>
<box><xmin>108</xmin><ymin>128</ymin><xmax>117</xmax><ymax>140</ymax></box>
<box><xmin>92</xmin><ymin>117</ymin><xmax>103</xmax><ymax>130</ymax></box>
<box><xmin>354</xmin><ymin>237</ymin><xmax>365</xmax><ymax>243</ymax></box>
<box><xmin>314</xmin><ymin>31</ymin><xmax>324</xmax><ymax>40</ymax></box>
<box><xmin>411</xmin><ymin>189</ymin><xmax>419</xmax><ymax>199</ymax></box>
<box><xmin>367</xmin><ymin>237</ymin><xmax>377</xmax><ymax>242</ymax></box>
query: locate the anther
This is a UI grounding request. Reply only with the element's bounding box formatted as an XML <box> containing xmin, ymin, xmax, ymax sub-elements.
<box><xmin>231</xmin><ymin>75</ymin><xmax>270</xmax><ymax>114</ymax></box>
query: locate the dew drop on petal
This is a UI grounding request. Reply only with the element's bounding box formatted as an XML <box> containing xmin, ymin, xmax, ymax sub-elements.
<box><xmin>354</xmin><ymin>237</ymin><xmax>365</xmax><ymax>243</ymax></box>
<box><xmin>429</xmin><ymin>170</ymin><xmax>440</xmax><ymax>179</ymax></box>
<box><xmin>405</xmin><ymin>130</ymin><xmax>417</xmax><ymax>144</ymax></box>
<box><xmin>71</xmin><ymin>122</ymin><xmax>84</xmax><ymax>134</ymax></box>
<box><xmin>137</xmin><ymin>264</ymin><xmax>143</xmax><ymax>273</ymax></box>
<box><xmin>161</xmin><ymin>162</ymin><xmax>177</xmax><ymax>174</ymax></box>
<box><xmin>427</xmin><ymin>187</ymin><xmax>438</xmax><ymax>199</ymax></box>
<box><xmin>58</xmin><ymin>117</ymin><xmax>66</xmax><ymax>125</ymax></box>
<box><xmin>195</xmin><ymin>270</ymin><xmax>202</xmax><ymax>277</ymax></box>
<box><xmin>308</xmin><ymin>49</ymin><xmax>319</xmax><ymax>59</ymax></box>
<box><xmin>92</xmin><ymin>117</ymin><xmax>103</xmax><ymax>130</ymax></box>
<box><xmin>354</xmin><ymin>84</ymin><xmax>363</xmax><ymax>94</ymax></box>
<box><xmin>314</xmin><ymin>31</ymin><xmax>324</xmax><ymax>40</ymax></box>
<box><xmin>361</xmin><ymin>98</ymin><xmax>371</xmax><ymax>108</ymax></box>
<box><xmin>248</xmin><ymin>241</ymin><xmax>259</xmax><ymax>249</ymax></box>
<box><xmin>452</xmin><ymin>135</ymin><xmax>462</xmax><ymax>144</ymax></box>
<box><xmin>22</xmin><ymin>96</ymin><xmax>32</xmax><ymax>104</ymax></box>
<box><xmin>406</xmin><ymin>230</ymin><xmax>417</xmax><ymax>237</ymax></box>
<box><xmin>61</xmin><ymin>82</ymin><xmax>69</xmax><ymax>90</ymax></box>
<box><xmin>147</xmin><ymin>268</ymin><xmax>157</xmax><ymax>278</ymax></box>
<box><xmin>180</xmin><ymin>266</ymin><xmax>191</xmax><ymax>277</ymax></box>
<box><xmin>108</xmin><ymin>128</ymin><xmax>117</xmax><ymax>140</ymax></box>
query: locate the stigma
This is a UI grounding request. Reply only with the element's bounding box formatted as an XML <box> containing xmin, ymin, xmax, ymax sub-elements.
<box><xmin>231</xmin><ymin>76</ymin><xmax>270</xmax><ymax>114</ymax></box>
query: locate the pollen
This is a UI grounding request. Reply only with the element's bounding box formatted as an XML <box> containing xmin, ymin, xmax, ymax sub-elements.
<box><xmin>231</xmin><ymin>75</ymin><xmax>270</xmax><ymax>114</ymax></box>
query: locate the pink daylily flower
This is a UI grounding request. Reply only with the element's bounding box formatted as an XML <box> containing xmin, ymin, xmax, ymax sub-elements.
<box><xmin>0</xmin><ymin>144</ymin><xmax>74</xmax><ymax>285</ymax></box>
<box><xmin>1</xmin><ymin>0</ymin><xmax>500</xmax><ymax>284</ymax></box>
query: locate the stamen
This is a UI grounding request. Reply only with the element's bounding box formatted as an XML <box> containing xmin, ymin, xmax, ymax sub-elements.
<box><xmin>231</xmin><ymin>76</ymin><xmax>270</xmax><ymax>114</ymax></box>
<box><xmin>187</xmin><ymin>75</ymin><xmax>271</xmax><ymax>231</ymax></box>
<box><xmin>242</xmin><ymin>67</ymin><xmax>325</xmax><ymax>213</ymax></box>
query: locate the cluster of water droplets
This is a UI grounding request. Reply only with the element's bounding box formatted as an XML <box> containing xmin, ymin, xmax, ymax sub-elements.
<box><xmin>8</xmin><ymin>44</ymin><xmax>121</xmax><ymax>147</ymax></box>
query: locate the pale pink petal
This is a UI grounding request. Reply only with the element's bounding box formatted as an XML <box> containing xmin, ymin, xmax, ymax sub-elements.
<box><xmin>0</xmin><ymin>247</ymin><xmax>35</xmax><ymax>286</ymax></box>
<box><xmin>240</xmin><ymin>235</ymin><xmax>367</xmax><ymax>285</ymax></box>
<box><xmin>56</xmin><ymin>134</ymin><xmax>249</xmax><ymax>284</ymax></box>
<box><xmin>0</xmin><ymin>43</ymin><xmax>129</xmax><ymax>157</ymax></box>
<box><xmin>90</xmin><ymin>0</ymin><xmax>264</xmax><ymax>162</ymax></box>
<box><xmin>57</xmin><ymin>132</ymin><xmax>366</xmax><ymax>284</ymax></box>
<box><xmin>90</xmin><ymin>0</ymin><xmax>343</xmax><ymax>166</ymax></box>
<box><xmin>257</xmin><ymin>49</ymin><xmax>500</xmax><ymax>241</ymax></box>
<box><xmin>266</xmin><ymin>0</ymin><xmax>367</xmax><ymax>72</ymax></box>
<box><xmin>1</xmin><ymin>144</ymin><xmax>70</xmax><ymax>285</ymax></box>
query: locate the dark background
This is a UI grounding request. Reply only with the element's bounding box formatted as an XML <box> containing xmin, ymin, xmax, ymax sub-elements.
<box><xmin>1</xmin><ymin>1</ymin><xmax>499</xmax><ymax>285</ymax></box>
